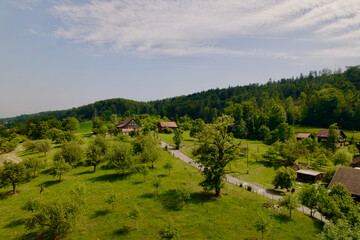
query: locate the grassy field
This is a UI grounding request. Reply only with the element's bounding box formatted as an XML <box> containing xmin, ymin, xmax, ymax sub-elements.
<box><xmin>293</xmin><ymin>125</ymin><xmax>360</xmax><ymax>142</ymax></box>
<box><xmin>0</xmin><ymin>133</ymin><xmax>322</xmax><ymax>239</ymax></box>
<box><xmin>78</xmin><ymin>121</ymin><xmax>93</xmax><ymax>133</ymax></box>
<box><xmin>159</xmin><ymin>131</ymin><xmax>277</xmax><ymax>189</ymax></box>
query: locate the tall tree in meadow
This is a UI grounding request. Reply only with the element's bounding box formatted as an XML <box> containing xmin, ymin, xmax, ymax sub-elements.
<box><xmin>0</xmin><ymin>161</ymin><xmax>28</xmax><ymax>194</ymax></box>
<box><xmin>194</xmin><ymin>115</ymin><xmax>240</xmax><ymax>197</ymax></box>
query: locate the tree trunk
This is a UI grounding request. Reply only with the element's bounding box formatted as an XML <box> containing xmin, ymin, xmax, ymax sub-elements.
<box><xmin>289</xmin><ymin>209</ymin><xmax>292</xmax><ymax>218</ymax></box>
<box><xmin>59</xmin><ymin>174</ymin><xmax>62</xmax><ymax>182</ymax></box>
<box><xmin>94</xmin><ymin>165</ymin><xmax>97</xmax><ymax>173</ymax></box>
<box><xmin>12</xmin><ymin>183</ymin><xmax>16</xmax><ymax>195</ymax></box>
<box><xmin>215</xmin><ymin>188</ymin><xmax>221</xmax><ymax>197</ymax></box>
<box><xmin>262</xmin><ymin>230</ymin><xmax>264</xmax><ymax>240</ymax></box>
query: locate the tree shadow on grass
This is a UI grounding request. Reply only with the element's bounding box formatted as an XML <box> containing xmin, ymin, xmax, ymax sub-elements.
<box><xmin>113</xmin><ymin>226</ymin><xmax>132</xmax><ymax>236</ymax></box>
<box><xmin>0</xmin><ymin>190</ymin><xmax>12</xmax><ymax>200</ymax></box>
<box><xmin>188</xmin><ymin>191</ymin><xmax>217</xmax><ymax>205</ymax></box>
<box><xmin>43</xmin><ymin>180</ymin><xmax>59</xmax><ymax>187</ymax></box>
<box><xmin>73</xmin><ymin>170</ymin><xmax>93</xmax><ymax>176</ymax></box>
<box><xmin>158</xmin><ymin>189</ymin><xmax>181</xmax><ymax>211</ymax></box>
<box><xmin>140</xmin><ymin>193</ymin><xmax>155</xmax><ymax>199</ymax></box>
<box><xmin>4</xmin><ymin>219</ymin><xmax>24</xmax><ymax>228</ymax></box>
<box><xmin>272</xmin><ymin>212</ymin><xmax>293</xmax><ymax>223</ymax></box>
<box><xmin>92</xmin><ymin>209</ymin><xmax>111</xmax><ymax>218</ymax></box>
<box><xmin>19</xmin><ymin>232</ymin><xmax>40</xmax><ymax>240</ymax></box>
<box><xmin>90</xmin><ymin>173</ymin><xmax>131</xmax><ymax>183</ymax></box>
<box><xmin>157</xmin><ymin>174</ymin><xmax>168</xmax><ymax>178</ymax></box>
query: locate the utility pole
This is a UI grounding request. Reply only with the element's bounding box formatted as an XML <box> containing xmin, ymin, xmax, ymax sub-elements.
<box><xmin>247</xmin><ymin>143</ymin><xmax>249</xmax><ymax>174</ymax></box>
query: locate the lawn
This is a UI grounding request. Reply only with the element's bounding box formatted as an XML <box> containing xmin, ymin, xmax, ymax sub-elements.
<box><xmin>0</xmin><ymin>135</ymin><xmax>322</xmax><ymax>240</ymax></box>
<box><xmin>78</xmin><ymin>121</ymin><xmax>93</xmax><ymax>133</ymax></box>
<box><xmin>159</xmin><ymin>131</ymin><xmax>277</xmax><ymax>189</ymax></box>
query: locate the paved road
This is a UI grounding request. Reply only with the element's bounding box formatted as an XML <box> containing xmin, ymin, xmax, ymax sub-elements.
<box><xmin>161</xmin><ymin>141</ymin><xmax>326</xmax><ymax>222</ymax></box>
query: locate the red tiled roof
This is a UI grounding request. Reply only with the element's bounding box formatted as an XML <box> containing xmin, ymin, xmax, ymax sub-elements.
<box><xmin>328</xmin><ymin>166</ymin><xmax>360</xmax><ymax>196</ymax></box>
<box><xmin>159</xmin><ymin>122</ymin><xmax>178</xmax><ymax>128</ymax></box>
<box><xmin>116</xmin><ymin>119</ymin><xmax>133</xmax><ymax>128</ymax></box>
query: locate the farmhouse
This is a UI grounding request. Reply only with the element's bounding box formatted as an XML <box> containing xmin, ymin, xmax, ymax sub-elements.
<box><xmin>315</xmin><ymin>129</ymin><xmax>346</xmax><ymax>146</ymax></box>
<box><xmin>115</xmin><ymin>118</ymin><xmax>141</xmax><ymax>134</ymax></box>
<box><xmin>296</xmin><ymin>133</ymin><xmax>314</xmax><ymax>140</ymax></box>
<box><xmin>296</xmin><ymin>169</ymin><xmax>324</xmax><ymax>184</ymax></box>
<box><xmin>158</xmin><ymin>121</ymin><xmax>178</xmax><ymax>133</ymax></box>
<box><xmin>329</xmin><ymin>166</ymin><xmax>360</xmax><ymax>201</ymax></box>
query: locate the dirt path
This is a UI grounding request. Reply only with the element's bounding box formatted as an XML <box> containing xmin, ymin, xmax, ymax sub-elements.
<box><xmin>0</xmin><ymin>145</ymin><xmax>24</xmax><ymax>165</ymax></box>
<box><xmin>161</xmin><ymin>141</ymin><xmax>326</xmax><ymax>222</ymax></box>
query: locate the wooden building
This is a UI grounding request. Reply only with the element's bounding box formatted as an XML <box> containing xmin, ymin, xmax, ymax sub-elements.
<box><xmin>352</xmin><ymin>156</ymin><xmax>360</xmax><ymax>168</ymax></box>
<box><xmin>115</xmin><ymin>118</ymin><xmax>141</xmax><ymax>134</ymax></box>
<box><xmin>315</xmin><ymin>129</ymin><xmax>346</xmax><ymax>146</ymax></box>
<box><xmin>158</xmin><ymin>122</ymin><xmax>178</xmax><ymax>133</ymax></box>
<box><xmin>329</xmin><ymin>166</ymin><xmax>360</xmax><ymax>201</ymax></box>
<box><xmin>296</xmin><ymin>133</ymin><xmax>314</xmax><ymax>141</ymax></box>
<box><xmin>296</xmin><ymin>169</ymin><xmax>324</xmax><ymax>184</ymax></box>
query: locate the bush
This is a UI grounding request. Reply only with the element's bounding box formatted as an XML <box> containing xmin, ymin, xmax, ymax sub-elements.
<box><xmin>239</xmin><ymin>183</ymin><xmax>243</xmax><ymax>188</ymax></box>
<box><xmin>247</xmin><ymin>186</ymin><xmax>252</xmax><ymax>191</ymax></box>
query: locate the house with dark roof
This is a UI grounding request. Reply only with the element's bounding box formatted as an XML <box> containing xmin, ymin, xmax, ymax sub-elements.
<box><xmin>328</xmin><ymin>166</ymin><xmax>360</xmax><ymax>201</ymax></box>
<box><xmin>296</xmin><ymin>133</ymin><xmax>314</xmax><ymax>140</ymax></box>
<box><xmin>352</xmin><ymin>156</ymin><xmax>360</xmax><ymax>168</ymax></box>
<box><xmin>315</xmin><ymin>129</ymin><xmax>346</xmax><ymax>146</ymax></box>
<box><xmin>115</xmin><ymin>118</ymin><xmax>141</xmax><ymax>134</ymax></box>
<box><xmin>158</xmin><ymin>122</ymin><xmax>178</xmax><ymax>133</ymax></box>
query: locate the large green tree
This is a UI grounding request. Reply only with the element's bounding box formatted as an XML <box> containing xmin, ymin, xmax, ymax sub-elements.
<box><xmin>0</xmin><ymin>161</ymin><xmax>28</xmax><ymax>194</ymax></box>
<box><xmin>194</xmin><ymin>115</ymin><xmax>240</xmax><ymax>197</ymax></box>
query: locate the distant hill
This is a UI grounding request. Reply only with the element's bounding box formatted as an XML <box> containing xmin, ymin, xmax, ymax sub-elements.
<box><xmin>2</xmin><ymin>65</ymin><xmax>360</xmax><ymax>130</ymax></box>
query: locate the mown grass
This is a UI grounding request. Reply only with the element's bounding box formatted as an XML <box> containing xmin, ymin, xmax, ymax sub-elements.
<box><xmin>78</xmin><ymin>121</ymin><xmax>93</xmax><ymax>133</ymax></box>
<box><xmin>159</xmin><ymin>131</ymin><xmax>276</xmax><ymax>188</ymax></box>
<box><xmin>0</xmin><ymin>136</ymin><xmax>322</xmax><ymax>239</ymax></box>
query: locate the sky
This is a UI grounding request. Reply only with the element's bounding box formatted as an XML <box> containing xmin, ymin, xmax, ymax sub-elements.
<box><xmin>1</xmin><ymin>0</ymin><xmax>360</xmax><ymax>118</ymax></box>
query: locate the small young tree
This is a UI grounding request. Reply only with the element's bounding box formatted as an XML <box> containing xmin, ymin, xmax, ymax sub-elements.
<box><xmin>138</xmin><ymin>134</ymin><xmax>161</xmax><ymax>168</ymax></box>
<box><xmin>135</xmin><ymin>165</ymin><xmax>149</xmax><ymax>182</ymax></box>
<box><xmin>163</xmin><ymin>161</ymin><xmax>174</xmax><ymax>175</ymax></box>
<box><xmin>86</xmin><ymin>137</ymin><xmax>108</xmax><ymax>172</ymax></box>
<box><xmin>173</xmin><ymin>129</ymin><xmax>183</xmax><ymax>149</ymax></box>
<box><xmin>176</xmin><ymin>187</ymin><xmax>191</xmax><ymax>208</ymax></box>
<box><xmin>254</xmin><ymin>211</ymin><xmax>271</xmax><ymax>240</ymax></box>
<box><xmin>0</xmin><ymin>161</ymin><xmax>28</xmax><ymax>194</ymax></box>
<box><xmin>279</xmin><ymin>193</ymin><xmax>299</xmax><ymax>218</ymax></box>
<box><xmin>127</xmin><ymin>206</ymin><xmax>141</xmax><ymax>230</ymax></box>
<box><xmin>326</xmin><ymin>123</ymin><xmax>339</xmax><ymax>152</ymax></box>
<box><xmin>62</xmin><ymin>117</ymin><xmax>80</xmax><ymax>132</ymax></box>
<box><xmin>23</xmin><ymin>156</ymin><xmax>46</xmax><ymax>178</ymax></box>
<box><xmin>159</xmin><ymin>220</ymin><xmax>179</xmax><ymax>240</ymax></box>
<box><xmin>153</xmin><ymin>178</ymin><xmax>162</xmax><ymax>195</ymax></box>
<box><xmin>107</xmin><ymin>143</ymin><xmax>133</xmax><ymax>174</ymax></box>
<box><xmin>273</xmin><ymin>167</ymin><xmax>296</xmax><ymax>191</ymax></box>
<box><xmin>50</xmin><ymin>152</ymin><xmax>72</xmax><ymax>182</ymax></box>
<box><xmin>105</xmin><ymin>191</ymin><xmax>117</xmax><ymax>212</ymax></box>
<box><xmin>22</xmin><ymin>198</ymin><xmax>40</xmax><ymax>213</ymax></box>
<box><xmin>332</xmin><ymin>148</ymin><xmax>352</xmax><ymax>165</ymax></box>
<box><xmin>35</xmin><ymin>140</ymin><xmax>52</xmax><ymax>156</ymax></box>
<box><xmin>298</xmin><ymin>185</ymin><xmax>318</xmax><ymax>216</ymax></box>
<box><xmin>59</xmin><ymin>141</ymin><xmax>84</xmax><ymax>166</ymax></box>
<box><xmin>25</xmin><ymin>187</ymin><xmax>84</xmax><ymax>240</ymax></box>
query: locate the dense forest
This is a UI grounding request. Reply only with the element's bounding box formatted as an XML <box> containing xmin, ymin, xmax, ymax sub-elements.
<box><xmin>2</xmin><ymin>66</ymin><xmax>360</xmax><ymax>131</ymax></box>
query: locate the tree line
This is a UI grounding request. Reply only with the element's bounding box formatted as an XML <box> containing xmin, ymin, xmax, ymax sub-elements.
<box><xmin>2</xmin><ymin>66</ymin><xmax>360</xmax><ymax>131</ymax></box>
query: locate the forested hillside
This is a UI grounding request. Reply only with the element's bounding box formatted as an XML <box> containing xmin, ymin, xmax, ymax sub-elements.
<box><xmin>3</xmin><ymin>66</ymin><xmax>360</xmax><ymax>130</ymax></box>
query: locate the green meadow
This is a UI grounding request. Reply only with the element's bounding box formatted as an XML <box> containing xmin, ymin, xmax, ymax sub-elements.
<box><xmin>0</xmin><ymin>126</ymin><xmax>323</xmax><ymax>239</ymax></box>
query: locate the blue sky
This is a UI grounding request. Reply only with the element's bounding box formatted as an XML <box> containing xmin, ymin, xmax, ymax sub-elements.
<box><xmin>1</xmin><ymin>0</ymin><xmax>360</xmax><ymax>118</ymax></box>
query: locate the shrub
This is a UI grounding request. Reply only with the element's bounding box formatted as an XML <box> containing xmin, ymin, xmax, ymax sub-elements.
<box><xmin>247</xmin><ymin>186</ymin><xmax>252</xmax><ymax>191</ymax></box>
<box><xmin>239</xmin><ymin>183</ymin><xmax>243</xmax><ymax>188</ymax></box>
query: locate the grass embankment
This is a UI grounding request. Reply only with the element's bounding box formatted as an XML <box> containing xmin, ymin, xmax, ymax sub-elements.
<box><xmin>0</xmin><ymin>128</ymin><xmax>321</xmax><ymax>239</ymax></box>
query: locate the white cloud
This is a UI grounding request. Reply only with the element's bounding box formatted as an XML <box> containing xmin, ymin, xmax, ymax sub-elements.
<box><xmin>13</xmin><ymin>0</ymin><xmax>40</xmax><ymax>10</ymax></box>
<box><xmin>51</xmin><ymin>0</ymin><xmax>360</xmax><ymax>59</ymax></box>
